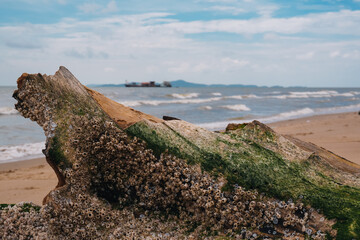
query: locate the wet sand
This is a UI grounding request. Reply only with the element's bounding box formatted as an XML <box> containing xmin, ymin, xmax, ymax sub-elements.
<box><xmin>0</xmin><ymin>112</ymin><xmax>359</xmax><ymax>205</ymax></box>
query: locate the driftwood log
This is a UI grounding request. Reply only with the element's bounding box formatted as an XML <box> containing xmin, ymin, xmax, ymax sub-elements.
<box><xmin>2</xmin><ymin>66</ymin><xmax>360</xmax><ymax>239</ymax></box>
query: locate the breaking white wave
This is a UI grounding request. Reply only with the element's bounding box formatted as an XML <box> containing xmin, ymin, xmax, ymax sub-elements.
<box><xmin>119</xmin><ymin>97</ymin><xmax>222</xmax><ymax>107</ymax></box>
<box><xmin>198</xmin><ymin>104</ymin><xmax>360</xmax><ymax>131</ymax></box>
<box><xmin>313</xmin><ymin>103</ymin><xmax>360</xmax><ymax>114</ymax></box>
<box><xmin>168</xmin><ymin>93</ymin><xmax>199</xmax><ymax>99</ymax></box>
<box><xmin>0</xmin><ymin>142</ymin><xmax>45</xmax><ymax>163</ymax></box>
<box><xmin>0</xmin><ymin>107</ymin><xmax>18</xmax><ymax>115</ymax></box>
<box><xmin>223</xmin><ymin>90</ymin><xmax>359</xmax><ymax>101</ymax></box>
<box><xmin>117</xmin><ymin>90</ymin><xmax>358</xmax><ymax>108</ymax></box>
<box><xmin>225</xmin><ymin>94</ymin><xmax>259</xmax><ymax>100</ymax></box>
<box><xmin>259</xmin><ymin>108</ymin><xmax>314</xmax><ymax>122</ymax></box>
<box><xmin>199</xmin><ymin>106</ymin><xmax>213</xmax><ymax>110</ymax></box>
<box><xmin>289</xmin><ymin>90</ymin><xmax>338</xmax><ymax>97</ymax></box>
<box><xmin>241</xmin><ymin>94</ymin><xmax>259</xmax><ymax>99</ymax></box>
<box><xmin>222</xmin><ymin>104</ymin><xmax>251</xmax><ymax>111</ymax></box>
<box><xmin>271</xmin><ymin>90</ymin><xmax>357</xmax><ymax>99</ymax></box>
<box><xmin>225</xmin><ymin>95</ymin><xmax>243</xmax><ymax>100</ymax></box>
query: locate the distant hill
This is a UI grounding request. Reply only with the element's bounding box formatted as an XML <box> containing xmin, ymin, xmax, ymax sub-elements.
<box><xmin>170</xmin><ymin>80</ymin><xmax>207</xmax><ymax>87</ymax></box>
<box><xmin>171</xmin><ymin>80</ymin><xmax>259</xmax><ymax>88</ymax></box>
<box><xmin>87</xmin><ymin>83</ymin><xmax>125</xmax><ymax>87</ymax></box>
<box><xmin>87</xmin><ymin>80</ymin><xmax>276</xmax><ymax>88</ymax></box>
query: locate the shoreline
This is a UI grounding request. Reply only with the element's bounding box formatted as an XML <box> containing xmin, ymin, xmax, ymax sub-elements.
<box><xmin>0</xmin><ymin>111</ymin><xmax>359</xmax><ymax>205</ymax></box>
<box><xmin>0</xmin><ymin>157</ymin><xmax>47</xmax><ymax>171</ymax></box>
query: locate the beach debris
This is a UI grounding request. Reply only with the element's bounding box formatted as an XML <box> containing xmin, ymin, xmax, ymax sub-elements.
<box><xmin>163</xmin><ymin>115</ymin><xmax>181</xmax><ymax>121</ymax></box>
<box><xmin>2</xmin><ymin>66</ymin><xmax>360</xmax><ymax>239</ymax></box>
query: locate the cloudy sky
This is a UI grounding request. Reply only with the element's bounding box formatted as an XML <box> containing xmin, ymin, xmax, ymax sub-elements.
<box><xmin>0</xmin><ymin>0</ymin><xmax>360</xmax><ymax>87</ymax></box>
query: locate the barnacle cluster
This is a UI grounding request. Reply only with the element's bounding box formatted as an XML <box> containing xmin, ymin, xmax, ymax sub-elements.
<box><xmin>0</xmin><ymin>203</ymin><xmax>47</xmax><ymax>239</ymax></box>
<box><xmin>13</xmin><ymin>76</ymin><xmax>52</xmax><ymax>130</ymax></box>
<box><xmin>39</xmin><ymin>114</ymin><xmax>328</xmax><ymax>239</ymax></box>
<box><xmin>4</xmin><ymin>72</ymin><xmax>331</xmax><ymax>239</ymax></box>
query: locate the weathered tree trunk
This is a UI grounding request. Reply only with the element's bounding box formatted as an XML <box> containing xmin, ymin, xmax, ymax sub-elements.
<box><xmin>10</xmin><ymin>66</ymin><xmax>360</xmax><ymax>239</ymax></box>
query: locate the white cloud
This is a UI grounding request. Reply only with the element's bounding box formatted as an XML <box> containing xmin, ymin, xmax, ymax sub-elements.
<box><xmin>104</xmin><ymin>67</ymin><xmax>115</xmax><ymax>72</ymax></box>
<box><xmin>146</xmin><ymin>65</ymin><xmax>159</xmax><ymax>73</ymax></box>
<box><xmin>263</xmin><ymin>33</ymin><xmax>311</xmax><ymax>41</ymax></box>
<box><xmin>208</xmin><ymin>6</ymin><xmax>246</xmax><ymax>15</ymax></box>
<box><xmin>193</xmin><ymin>63</ymin><xmax>210</xmax><ymax>72</ymax></box>
<box><xmin>221</xmin><ymin>57</ymin><xmax>249</xmax><ymax>67</ymax></box>
<box><xmin>198</xmin><ymin>0</ymin><xmax>237</xmax><ymax>3</ymax></box>
<box><xmin>342</xmin><ymin>50</ymin><xmax>360</xmax><ymax>59</ymax></box>
<box><xmin>296</xmin><ymin>52</ymin><xmax>315</xmax><ymax>60</ymax></box>
<box><xmin>57</xmin><ymin>0</ymin><xmax>67</xmax><ymax>5</ymax></box>
<box><xmin>78</xmin><ymin>3</ymin><xmax>102</xmax><ymax>14</ymax></box>
<box><xmin>78</xmin><ymin>0</ymin><xmax>118</xmax><ymax>14</ymax></box>
<box><xmin>0</xmin><ymin>10</ymin><xmax>360</xmax><ymax>87</ymax></box>
<box><xmin>329</xmin><ymin>51</ymin><xmax>340</xmax><ymax>58</ymax></box>
<box><xmin>103</xmin><ymin>0</ymin><xmax>118</xmax><ymax>13</ymax></box>
<box><xmin>256</xmin><ymin>5</ymin><xmax>279</xmax><ymax>18</ymax></box>
<box><xmin>168</xmin><ymin>63</ymin><xmax>190</xmax><ymax>73</ymax></box>
<box><xmin>147</xmin><ymin>10</ymin><xmax>360</xmax><ymax>36</ymax></box>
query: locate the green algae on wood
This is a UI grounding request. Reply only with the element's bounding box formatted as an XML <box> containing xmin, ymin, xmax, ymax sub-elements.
<box><xmin>124</xmin><ymin>112</ymin><xmax>360</xmax><ymax>238</ymax></box>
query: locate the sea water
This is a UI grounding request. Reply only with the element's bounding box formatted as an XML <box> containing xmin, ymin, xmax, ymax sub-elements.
<box><xmin>0</xmin><ymin>86</ymin><xmax>359</xmax><ymax>163</ymax></box>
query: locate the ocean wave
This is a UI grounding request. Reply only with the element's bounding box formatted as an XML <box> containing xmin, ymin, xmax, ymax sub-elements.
<box><xmin>116</xmin><ymin>90</ymin><xmax>358</xmax><ymax>108</ymax></box>
<box><xmin>0</xmin><ymin>142</ymin><xmax>45</xmax><ymax>163</ymax></box>
<box><xmin>272</xmin><ymin>90</ymin><xmax>356</xmax><ymax>99</ymax></box>
<box><xmin>259</xmin><ymin>108</ymin><xmax>314</xmax><ymax>122</ymax></box>
<box><xmin>199</xmin><ymin>106</ymin><xmax>213</xmax><ymax>110</ymax></box>
<box><xmin>222</xmin><ymin>104</ymin><xmax>251</xmax><ymax>111</ymax></box>
<box><xmin>225</xmin><ymin>95</ymin><xmax>242</xmax><ymax>100</ymax></box>
<box><xmin>0</xmin><ymin>107</ymin><xmax>18</xmax><ymax>115</ymax></box>
<box><xmin>225</xmin><ymin>90</ymin><xmax>358</xmax><ymax>101</ymax></box>
<box><xmin>198</xmin><ymin>104</ymin><xmax>360</xmax><ymax>131</ymax></box>
<box><xmin>313</xmin><ymin>103</ymin><xmax>360</xmax><ymax>114</ymax></box>
<box><xmin>119</xmin><ymin>97</ymin><xmax>222</xmax><ymax>107</ymax></box>
<box><xmin>225</xmin><ymin>94</ymin><xmax>258</xmax><ymax>100</ymax></box>
<box><xmin>167</xmin><ymin>93</ymin><xmax>199</xmax><ymax>99</ymax></box>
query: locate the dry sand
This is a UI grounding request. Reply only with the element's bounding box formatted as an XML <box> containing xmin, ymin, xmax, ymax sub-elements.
<box><xmin>0</xmin><ymin>112</ymin><xmax>359</xmax><ymax>205</ymax></box>
<box><xmin>0</xmin><ymin>158</ymin><xmax>57</xmax><ymax>205</ymax></box>
<box><xmin>269</xmin><ymin>112</ymin><xmax>360</xmax><ymax>165</ymax></box>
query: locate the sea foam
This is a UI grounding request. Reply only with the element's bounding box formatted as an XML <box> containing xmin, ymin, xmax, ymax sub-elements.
<box><xmin>223</xmin><ymin>90</ymin><xmax>358</xmax><ymax>101</ymax></box>
<box><xmin>222</xmin><ymin>104</ymin><xmax>251</xmax><ymax>111</ymax></box>
<box><xmin>0</xmin><ymin>107</ymin><xmax>18</xmax><ymax>115</ymax></box>
<box><xmin>119</xmin><ymin>97</ymin><xmax>222</xmax><ymax>107</ymax></box>
<box><xmin>199</xmin><ymin>106</ymin><xmax>213</xmax><ymax>110</ymax></box>
<box><xmin>197</xmin><ymin>104</ymin><xmax>360</xmax><ymax>131</ymax></box>
<box><xmin>0</xmin><ymin>142</ymin><xmax>45</xmax><ymax>163</ymax></box>
<box><xmin>271</xmin><ymin>90</ymin><xmax>356</xmax><ymax>99</ymax></box>
<box><xmin>168</xmin><ymin>93</ymin><xmax>200</xmax><ymax>99</ymax></box>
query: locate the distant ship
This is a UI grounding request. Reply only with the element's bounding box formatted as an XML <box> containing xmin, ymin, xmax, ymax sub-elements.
<box><xmin>125</xmin><ymin>81</ymin><xmax>172</xmax><ymax>87</ymax></box>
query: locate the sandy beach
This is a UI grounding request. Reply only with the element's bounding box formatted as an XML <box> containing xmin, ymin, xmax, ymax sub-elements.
<box><xmin>0</xmin><ymin>111</ymin><xmax>359</xmax><ymax>205</ymax></box>
<box><xmin>0</xmin><ymin>158</ymin><xmax>57</xmax><ymax>205</ymax></box>
<box><xmin>269</xmin><ymin>111</ymin><xmax>360</xmax><ymax>165</ymax></box>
